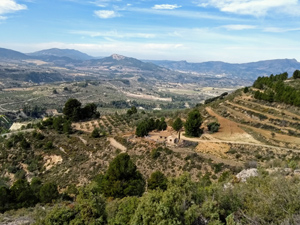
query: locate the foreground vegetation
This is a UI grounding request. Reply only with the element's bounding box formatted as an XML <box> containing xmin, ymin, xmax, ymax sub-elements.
<box><xmin>2</xmin><ymin>155</ymin><xmax>300</xmax><ymax>225</ymax></box>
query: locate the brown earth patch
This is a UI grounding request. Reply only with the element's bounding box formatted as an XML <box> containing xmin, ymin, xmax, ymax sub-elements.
<box><xmin>195</xmin><ymin>142</ymin><xmax>231</xmax><ymax>158</ymax></box>
<box><xmin>206</xmin><ymin>107</ymin><xmax>259</xmax><ymax>143</ymax></box>
<box><xmin>44</xmin><ymin>155</ymin><xmax>63</xmax><ymax>171</ymax></box>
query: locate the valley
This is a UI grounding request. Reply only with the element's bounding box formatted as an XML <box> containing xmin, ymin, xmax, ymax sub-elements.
<box><xmin>1</xmin><ymin>48</ymin><xmax>300</xmax><ymax>224</ymax></box>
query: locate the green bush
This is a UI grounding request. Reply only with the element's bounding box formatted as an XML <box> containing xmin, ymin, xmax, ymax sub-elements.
<box><xmin>150</xmin><ymin>148</ymin><xmax>161</xmax><ymax>159</ymax></box>
<box><xmin>44</xmin><ymin>141</ymin><xmax>54</xmax><ymax>150</ymax></box>
<box><xmin>20</xmin><ymin>139</ymin><xmax>30</xmax><ymax>149</ymax></box>
<box><xmin>106</xmin><ymin>196</ymin><xmax>139</xmax><ymax>225</ymax></box>
<box><xmin>147</xmin><ymin>171</ymin><xmax>168</xmax><ymax>191</ymax></box>
<box><xmin>43</xmin><ymin>189</ymin><xmax>107</xmax><ymax>225</ymax></box>
<box><xmin>207</xmin><ymin>122</ymin><xmax>220</xmax><ymax>133</ymax></box>
<box><xmin>39</xmin><ymin>182</ymin><xmax>59</xmax><ymax>203</ymax></box>
<box><xmin>91</xmin><ymin>128</ymin><xmax>100</xmax><ymax>138</ymax></box>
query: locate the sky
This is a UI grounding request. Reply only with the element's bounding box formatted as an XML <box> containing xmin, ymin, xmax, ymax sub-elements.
<box><xmin>1</xmin><ymin>0</ymin><xmax>300</xmax><ymax>63</ymax></box>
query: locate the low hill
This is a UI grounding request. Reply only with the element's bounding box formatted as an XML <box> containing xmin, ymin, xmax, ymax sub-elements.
<box><xmin>0</xmin><ymin>48</ymin><xmax>31</xmax><ymax>60</ymax></box>
<box><xmin>82</xmin><ymin>54</ymin><xmax>166</xmax><ymax>71</ymax></box>
<box><xmin>28</xmin><ymin>48</ymin><xmax>94</xmax><ymax>61</ymax></box>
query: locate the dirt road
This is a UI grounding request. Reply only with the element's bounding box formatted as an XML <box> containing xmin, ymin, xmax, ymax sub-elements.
<box><xmin>109</xmin><ymin>138</ymin><xmax>127</xmax><ymax>152</ymax></box>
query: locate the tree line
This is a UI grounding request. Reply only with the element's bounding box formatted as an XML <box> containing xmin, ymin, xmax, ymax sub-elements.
<box><xmin>135</xmin><ymin>109</ymin><xmax>217</xmax><ymax>138</ymax></box>
<box><xmin>0</xmin><ymin>178</ymin><xmax>59</xmax><ymax>213</ymax></box>
<box><xmin>253</xmin><ymin>71</ymin><xmax>300</xmax><ymax>106</ymax></box>
<box><xmin>63</xmin><ymin>98</ymin><xmax>100</xmax><ymax>122</ymax></box>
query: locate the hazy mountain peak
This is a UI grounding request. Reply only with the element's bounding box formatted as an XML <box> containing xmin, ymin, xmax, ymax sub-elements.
<box><xmin>111</xmin><ymin>54</ymin><xmax>126</xmax><ymax>60</ymax></box>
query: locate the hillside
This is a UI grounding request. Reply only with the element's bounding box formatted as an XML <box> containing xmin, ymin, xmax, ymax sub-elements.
<box><xmin>0</xmin><ymin>48</ymin><xmax>31</xmax><ymax>60</ymax></box>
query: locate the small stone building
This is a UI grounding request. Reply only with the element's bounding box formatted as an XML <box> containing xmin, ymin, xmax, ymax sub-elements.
<box><xmin>167</xmin><ymin>135</ymin><xmax>179</xmax><ymax>145</ymax></box>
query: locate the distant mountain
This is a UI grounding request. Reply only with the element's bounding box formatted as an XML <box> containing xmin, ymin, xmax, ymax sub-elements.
<box><xmin>145</xmin><ymin>59</ymin><xmax>300</xmax><ymax>79</ymax></box>
<box><xmin>0</xmin><ymin>48</ymin><xmax>31</xmax><ymax>60</ymax></box>
<box><xmin>1</xmin><ymin>46</ymin><xmax>300</xmax><ymax>86</ymax></box>
<box><xmin>28</xmin><ymin>48</ymin><xmax>94</xmax><ymax>61</ymax></box>
<box><xmin>83</xmin><ymin>54</ymin><xmax>166</xmax><ymax>72</ymax></box>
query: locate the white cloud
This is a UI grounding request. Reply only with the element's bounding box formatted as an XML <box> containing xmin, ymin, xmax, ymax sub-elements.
<box><xmin>143</xmin><ymin>43</ymin><xmax>183</xmax><ymax>50</ymax></box>
<box><xmin>0</xmin><ymin>0</ymin><xmax>27</xmax><ymax>15</ymax></box>
<box><xmin>197</xmin><ymin>0</ymin><xmax>298</xmax><ymax>16</ymax></box>
<box><xmin>94</xmin><ymin>10</ymin><xmax>120</xmax><ymax>19</ymax></box>
<box><xmin>0</xmin><ymin>16</ymin><xmax>7</xmax><ymax>20</ymax></box>
<box><xmin>71</xmin><ymin>30</ymin><xmax>156</xmax><ymax>38</ymax></box>
<box><xmin>222</xmin><ymin>24</ymin><xmax>256</xmax><ymax>30</ymax></box>
<box><xmin>129</xmin><ymin>7</ymin><xmax>243</xmax><ymax>21</ymax></box>
<box><xmin>264</xmin><ymin>27</ymin><xmax>300</xmax><ymax>33</ymax></box>
<box><xmin>152</xmin><ymin>4</ymin><xmax>181</xmax><ymax>10</ymax></box>
<box><xmin>91</xmin><ymin>0</ymin><xmax>122</xmax><ymax>7</ymax></box>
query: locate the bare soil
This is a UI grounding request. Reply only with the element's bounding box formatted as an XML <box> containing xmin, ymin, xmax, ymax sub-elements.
<box><xmin>206</xmin><ymin>107</ymin><xmax>260</xmax><ymax>143</ymax></box>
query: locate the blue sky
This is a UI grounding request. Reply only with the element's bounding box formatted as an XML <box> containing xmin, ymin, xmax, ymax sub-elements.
<box><xmin>1</xmin><ymin>0</ymin><xmax>300</xmax><ymax>62</ymax></box>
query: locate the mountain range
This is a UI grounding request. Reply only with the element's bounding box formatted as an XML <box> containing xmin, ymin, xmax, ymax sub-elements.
<box><xmin>144</xmin><ymin>59</ymin><xmax>300</xmax><ymax>80</ymax></box>
<box><xmin>0</xmin><ymin>47</ymin><xmax>299</xmax><ymax>85</ymax></box>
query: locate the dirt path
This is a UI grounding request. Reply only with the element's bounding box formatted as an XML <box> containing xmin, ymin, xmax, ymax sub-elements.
<box><xmin>221</xmin><ymin>103</ymin><xmax>299</xmax><ymax>132</ymax></box>
<box><xmin>240</xmin><ymin>124</ymin><xmax>300</xmax><ymax>147</ymax></box>
<box><xmin>109</xmin><ymin>138</ymin><xmax>127</xmax><ymax>152</ymax></box>
<box><xmin>226</xmin><ymin>100</ymin><xmax>298</xmax><ymax>124</ymax></box>
<box><xmin>0</xmin><ymin>96</ymin><xmax>42</xmax><ymax>112</ymax></box>
<box><xmin>206</xmin><ymin>107</ymin><xmax>260</xmax><ymax>143</ymax></box>
<box><xmin>169</xmin><ymin>145</ymin><xmax>242</xmax><ymax>167</ymax></box>
<box><xmin>237</xmin><ymin>97</ymin><xmax>300</xmax><ymax>120</ymax></box>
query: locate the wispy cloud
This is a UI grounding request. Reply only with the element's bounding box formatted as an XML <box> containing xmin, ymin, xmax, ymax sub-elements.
<box><xmin>143</xmin><ymin>43</ymin><xmax>183</xmax><ymax>50</ymax></box>
<box><xmin>129</xmin><ymin>7</ymin><xmax>245</xmax><ymax>21</ymax></box>
<box><xmin>0</xmin><ymin>0</ymin><xmax>27</xmax><ymax>15</ymax></box>
<box><xmin>94</xmin><ymin>10</ymin><xmax>120</xmax><ymax>19</ymax></box>
<box><xmin>152</xmin><ymin>4</ymin><xmax>181</xmax><ymax>10</ymax></box>
<box><xmin>222</xmin><ymin>24</ymin><xmax>256</xmax><ymax>30</ymax></box>
<box><xmin>264</xmin><ymin>27</ymin><xmax>300</xmax><ymax>33</ymax></box>
<box><xmin>91</xmin><ymin>0</ymin><xmax>121</xmax><ymax>7</ymax></box>
<box><xmin>71</xmin><ymin>30</ymin><xmax>156</xmax><ymax>38</ymax></box>
<box><xmin>197</xmin><ymin>0</ymin><xmax>299</xmax><ymax>17</ymax></box>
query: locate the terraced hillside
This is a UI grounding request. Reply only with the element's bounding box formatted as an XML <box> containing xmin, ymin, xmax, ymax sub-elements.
<box><xmin>195</xmin><ymin>77</ymin><xmax>300</xmax><ymax>169</ymax></box>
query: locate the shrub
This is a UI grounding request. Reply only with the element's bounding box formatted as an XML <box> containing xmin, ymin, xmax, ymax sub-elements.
<box><xmin>20</xmin><ymin>139</ymin><xmax>30</xmax><ymax>149</ymax></box>
<box><xmin>207</xmin><ymin>122</ymin><xmax>220</xmax><ymax>133</ymax></box>
<box><xmin>91</xmin><ymin>128</ymin><xmax>100</xmax><ymax>138</ymax></box>
<box><xmin>148</xmin><ymin>171</ymin><xmax>168</xmax><ymax>191</ymax></box>
<box><xmin>44</xmin><ymin>141</ymin><xmax>54</xmax><ymax>150</ymax></box>
<box><xmin>151</xmin><ymin>148</ymin><xmax>161</xmax><ymax>159</ymax></box>
<box><xmin>39</xmin><ymin>182</ymin><xmax>59</xmax><ymax>203</ymax></box>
